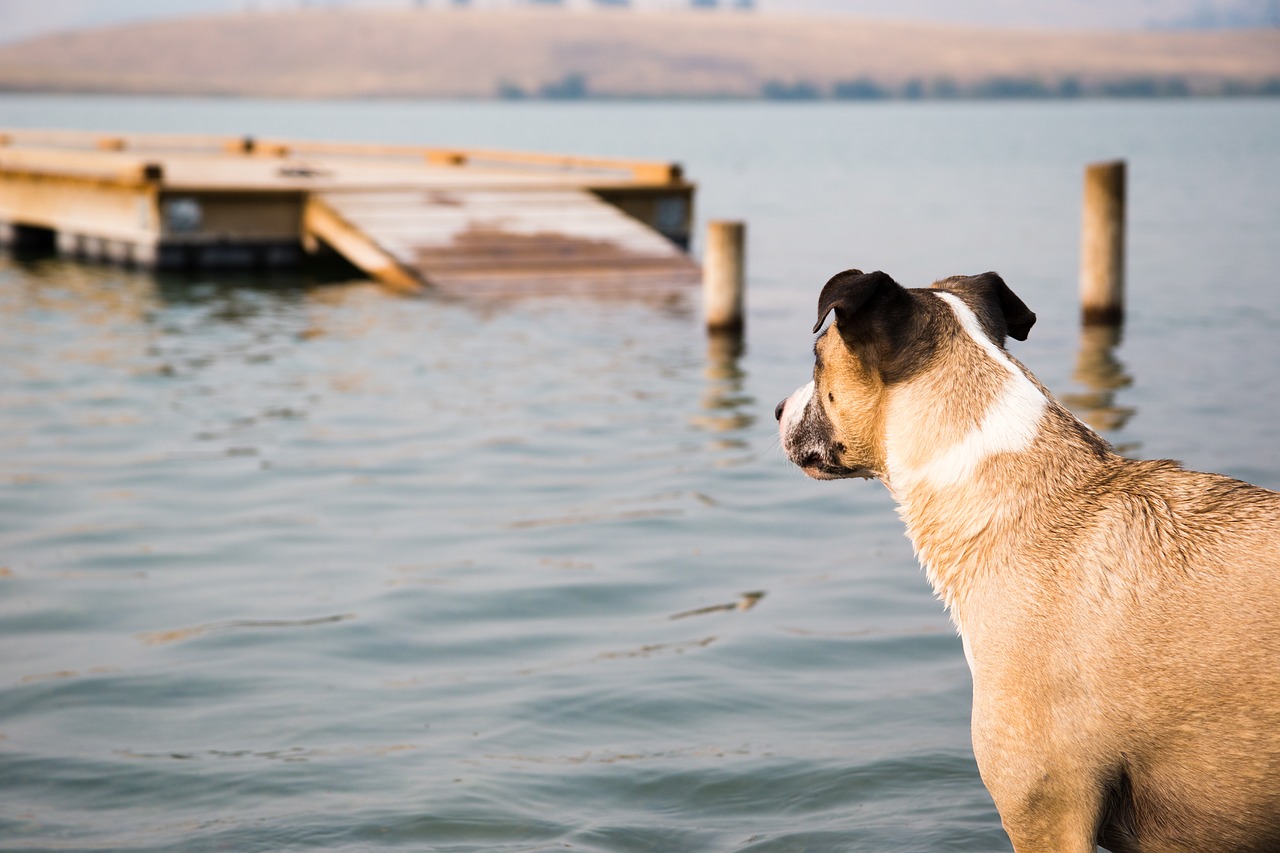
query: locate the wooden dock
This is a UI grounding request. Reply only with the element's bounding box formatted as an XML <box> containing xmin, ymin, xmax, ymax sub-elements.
<box><xmin>0</xmin><ymin>129</ymin><xmax>700</xmax><ymax>296</ymax></box>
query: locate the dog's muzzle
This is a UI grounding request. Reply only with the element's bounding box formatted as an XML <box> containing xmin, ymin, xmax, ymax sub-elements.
<box><xmin>777</xmin><ymin>381</ymin><xmax>872</xmax><ymax>480</ymax></box>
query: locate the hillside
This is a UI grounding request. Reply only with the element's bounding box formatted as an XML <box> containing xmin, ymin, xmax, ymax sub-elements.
<box><xmin>0</xmin><ymin>7</ymin><xmax>1278</xmax><ymax>99</ymax></box>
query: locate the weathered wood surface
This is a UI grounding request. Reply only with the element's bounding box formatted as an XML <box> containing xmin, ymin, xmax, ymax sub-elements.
<box><xmin>312</xmin><ymin>188</ymin><xmax>699</xmax><ymax>295</ymax></box>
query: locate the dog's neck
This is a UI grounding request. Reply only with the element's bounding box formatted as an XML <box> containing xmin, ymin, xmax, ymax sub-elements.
<box><xmin>886</xmin><ymin>404</ymin><xmax>1113</xmax><ymax>624</ymax></box>
<box><xmin>877</xmin><ymin>303</ymin><xmax>1115</xmax><ymax>624</ymax></box>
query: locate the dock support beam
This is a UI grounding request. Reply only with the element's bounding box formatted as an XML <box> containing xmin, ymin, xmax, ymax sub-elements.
<box><xmin>1080</xmin><ymin>160</ymin><xmax>1126</xmax><ymax>326</ymax></box>
<box><xmin>704</xmin><ymin>220</ymin><xmax>745</xmax><ymax>334</ymax></box>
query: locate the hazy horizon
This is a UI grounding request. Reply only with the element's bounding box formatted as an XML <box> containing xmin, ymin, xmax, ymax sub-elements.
<box><xmin>1</xmin><ymin>0</ymin><xmax>1277</xmax><ymax>44</ymax></box>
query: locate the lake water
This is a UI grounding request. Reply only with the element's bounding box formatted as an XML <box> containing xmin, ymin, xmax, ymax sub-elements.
<box><xmin>1</xmin><ymin>95</ymin><xmax>1277</xmax><ymax>852</ymax></box>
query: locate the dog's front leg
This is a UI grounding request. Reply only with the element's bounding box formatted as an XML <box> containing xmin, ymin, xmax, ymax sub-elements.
<box><xmin>999</xmin><ymin>801</ymin><xmax>1102</xmax><ymax>853</ymax></box>
<box><xmin>980</xmin><ymin>764</ymin><xmax>1106</xmax><ymax>853</ymax></box>
<box><xmin>974</xmin><ymin>722</ymin><xmax>1106</xmax><ymax>852</ymax></box>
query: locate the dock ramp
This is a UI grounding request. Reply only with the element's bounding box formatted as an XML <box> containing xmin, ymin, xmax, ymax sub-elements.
<box><xmin>306</xmin><ymin>186</ymin><xmax>700</xmax><ymax>297</ymax></box>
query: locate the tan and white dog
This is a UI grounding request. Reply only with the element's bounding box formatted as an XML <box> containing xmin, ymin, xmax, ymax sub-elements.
<box><xmin>775</xmin><ymin>269</ymin><xmax>1280</xmax><ymax>853</ymax></box>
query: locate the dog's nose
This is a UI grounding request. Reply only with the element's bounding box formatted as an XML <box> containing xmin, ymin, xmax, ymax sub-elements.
<box><xmin>774</xmin><ymin>399</ymin><xmax>786</xmax><ymax>422</ymax></box>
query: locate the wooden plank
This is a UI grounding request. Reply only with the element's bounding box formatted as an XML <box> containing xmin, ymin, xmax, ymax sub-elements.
<box><xmin>369</xmin><ymin>227</ymin><xmax>675</xmax><ymax>252</ymax></box>
<box><xmin>1</xmin><ymin>130</ymin><xmax>684</xmax><ymax>187</ymax></box>
<box><xmin>0</xmin><ymin>128</ymin><xmax>240</xmax><ymax>152</ymax></box>
<box><xmin>247</xmin><ymin>138</ymin><xmax>682</xmax><ymax>183</ymax></box>
<box><xmin>326</xmin><ymin>191</ymin><xmax>639</xmax><ymax>209</ymax></box>
<box><xmin>436</xmin><ymin>149</ymin><xmax>682</xmax><ymax>184</ymax></box>
<box><xmin>0</xmin><ymin>146</ymin><xmax>163</xmax><ymax>186</ymax></box>
<box><xmin>335</xmin><ymin>200</ymin><xmax>636</xmax><ymax>219</ymax></box>
<box><xmin>337</xmin><ymin>211</ymin><xmax>682</xmax><ymax>237</ymax></box>
<box><xmin>155</xmin><ymin>159</ymin><xmax>616</xmax><ymax>193</ymax></box>
<box><xmin>302</xmin><ymin>195</ymin><xmax>423</xmax><ymax>294</ymax></box>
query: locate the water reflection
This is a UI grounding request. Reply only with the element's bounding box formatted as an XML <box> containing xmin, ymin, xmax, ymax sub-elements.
<box><xmin>151</xmin><ymin>270</ymin><xmax>312</xmax><ymax>315</ymax></box>
<box><xmin>0</xmin><ymin>256</ymin><xmax>356</xmax><ymax>342</ymax></box>
<box><xmin>1</xmin><ymin>256</ymin><xmax>161</xmax><ymax>326</ymax></box>
<box><xmin>1061</xmin><ymin>323</ymin><xmax>1138</xmax><ymax>448</ymax></box>
<box><xmin>692</xmin><ymin>330</ymin><xmax>755</xmax><ymax>449</ymax></box>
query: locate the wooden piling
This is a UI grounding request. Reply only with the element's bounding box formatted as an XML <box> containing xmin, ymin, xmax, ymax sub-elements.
<box><xmin>1080</xmin><ymin>160</ymin><xmax>1126</xmax><ymax>325</ymax></box>
<box><xmin>703</xmin><ymin>220</ymin><xmax>745</xmax><ymax>334</ymax></box>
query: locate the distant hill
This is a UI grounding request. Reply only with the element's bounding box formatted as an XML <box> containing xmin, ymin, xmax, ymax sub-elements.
<box><xmin>0</xmin><ymin>7</ymin><xmax>1277</xmax><ymax>99</ymax></box>
<box><xmin>3</xmin><ymin>0</ymin><xmax>1278</xmax><ymax>45</ymax></box>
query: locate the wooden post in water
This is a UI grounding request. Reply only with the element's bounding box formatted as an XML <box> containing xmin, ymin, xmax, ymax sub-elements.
<box><xmin>704</xmin><ymin>220</ymin><xmax>745</xmax><ymax>334</ymax></box>
<box><xmin>1080</xmin><ymin>160</ymin><xmax>1126</xmax><ymax>325</ymax></box>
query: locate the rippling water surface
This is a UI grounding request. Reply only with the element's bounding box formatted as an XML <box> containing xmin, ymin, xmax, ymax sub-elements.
<box><xmin>1</xmin><ymin>97</ymin><xmax>1278</xmax><ymax>852</ymax></box>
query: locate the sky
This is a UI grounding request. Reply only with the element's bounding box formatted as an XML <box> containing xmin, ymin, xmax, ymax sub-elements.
<box><xmin>0</xmin><ymin>0</ymin><xmax>1276</xmax><ymax>43</ymax></box>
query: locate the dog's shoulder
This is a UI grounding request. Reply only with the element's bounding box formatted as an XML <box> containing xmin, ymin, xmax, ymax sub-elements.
<box><xmin>1081</xmin><ymin>457</ymin><xmax>1280</xmax><ymax>587</ymax></box>
<box><xmin>1112</xmin><ymin>458</ymin><xmax>1280</xmax><ymax>522</ymax></box>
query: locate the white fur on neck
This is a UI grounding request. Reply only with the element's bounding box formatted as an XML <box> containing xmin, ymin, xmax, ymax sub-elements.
<box><xmin>891</xmin><ymin>293</ymin><xmax>1047</xmax><ymax>490</ymax></box>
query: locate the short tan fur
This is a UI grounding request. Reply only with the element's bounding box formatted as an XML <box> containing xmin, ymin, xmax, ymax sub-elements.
<box><xmin>777</xmin><ymin>269</ymin><xmax>1280</xmax><ymax>853</ymax></box>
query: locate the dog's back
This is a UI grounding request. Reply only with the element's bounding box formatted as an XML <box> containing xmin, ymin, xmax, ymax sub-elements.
<box><xmin>1073</xmin><ymin>465</ymin><xmax>1280</xmax><ymax>852</ymax></box>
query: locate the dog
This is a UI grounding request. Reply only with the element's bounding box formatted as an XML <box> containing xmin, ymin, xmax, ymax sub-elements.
<box><xmin>775</xmin><ymin>269</ymin><xmax>1280</xmax><ymax>853</ymax></box>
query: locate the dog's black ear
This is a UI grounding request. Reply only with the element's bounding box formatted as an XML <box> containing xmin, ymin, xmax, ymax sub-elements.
<box><xmin>977</xmin><ymin>272</ymin><xmax>1036</xmax><ymax>341</ymax></box>
<box><xmin>983</xmin><ymin>270</ymin><xmax>1034</xmax><ymax>340</ymax></box>
<box><xmin>934</xmin><ymin>272</ymin><xmax>1037</xmax><ymax>342</ymax></box>
<box><xmin>813</xmin><ymin>269</ymin><xmax>904</xmax><ymax>334</ymax></box>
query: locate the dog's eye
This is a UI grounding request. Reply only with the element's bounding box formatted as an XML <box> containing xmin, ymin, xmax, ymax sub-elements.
<box><xmin>828</xmin><ymin>393</ymin><xmax>835</xmax><ymax>403</ymax></box>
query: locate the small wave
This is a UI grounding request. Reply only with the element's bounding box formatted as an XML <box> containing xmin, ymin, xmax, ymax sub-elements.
<box><xmin>137</xmin><ymin>613</ymin><xmax>355</xmax><ymax>646</ymax></box>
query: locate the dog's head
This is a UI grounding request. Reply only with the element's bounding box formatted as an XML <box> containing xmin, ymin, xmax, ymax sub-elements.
<box><xmin>775</xmin><ymin>269</ymin><xmax>1038</xmax><ymax>485</ymax></box>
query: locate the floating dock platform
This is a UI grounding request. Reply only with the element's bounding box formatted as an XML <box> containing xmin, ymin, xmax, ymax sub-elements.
<box><xmin>0</xmin><ymin>129</ymin><xmax>699</xmax><ymax>296</ymax></box>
